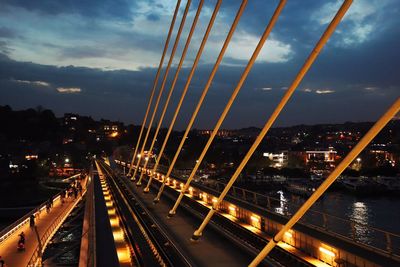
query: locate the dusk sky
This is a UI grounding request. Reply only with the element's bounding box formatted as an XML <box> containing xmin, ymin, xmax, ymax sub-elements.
<box><xmin>0</xmin><ymin>0</ymin><xmax>399</xmax><ymax>129</ymax></box>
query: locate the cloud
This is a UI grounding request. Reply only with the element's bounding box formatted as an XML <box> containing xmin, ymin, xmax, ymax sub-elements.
<box><xmin>315</xmin><ymin>89</ymin><xmax>335</xmax><ymax>94</ymax></box>
<box><xmin>0</xmin><ymin>40</ymin><xmax>12</xmax><ymax>55</ymax></box>
<box><xmin>59</xmin><ymin>46</ymin><xmax>108</xmax><ymax>59</ymax></box>
<box><xmin>364</xmin><ymin>86</ymin><xmax>379</xmax><ymax>91</ymax></box>
<box><xmin>56</xmin><ymin>87</ymin><xmax>81</xmax><ymax>93</ymax></box>
<box><xmin>0</xmin><ymin>0</ymin><xmax>134</xmax><ymax>20</ymax></box>
<box><xmin>224</xmin><ymin>32</ymin><xmax>293</xmax><ymax>63</ymax></box>
<box><xmin>312</xmin><ymin>0</ymin><xmax>394</xmax><ymax>47</ymax></box>
<box><xmin>0</xmin><ymin>27</ymin><xmax>17</xmax><ymax>39</ymax></box>
<box><xmin>12</xmin><ymin>78</ymin><xmax>50</xmax><ymax>87</ymax></box>
<box><xmin>301</xmin><ymin>88</ymin><xmax>335</xmax><ymax>94</ymax></box>
<box><xmin>260</xmin><ymin>87</ymin><xmax>272</xmax><ymax>91</ymax></box>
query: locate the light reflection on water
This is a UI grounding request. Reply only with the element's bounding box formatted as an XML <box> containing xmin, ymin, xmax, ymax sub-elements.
<box><xmin>275</xmin><ymin>190</ymin><xmax>290</xmax><ymax>216</ymax></box>
<box><xmin>266</xmin><ymin>189</ymin><xmax>400</xmax><ymax>248</ymax></box>
<box><xmin>348</xmin><ymin>201</ymin><xmax>371</xmax><ymax>243</ymax></box>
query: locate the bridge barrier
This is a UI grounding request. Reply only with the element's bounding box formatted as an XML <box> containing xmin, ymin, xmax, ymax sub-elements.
<box><xmin>124</xmin><ymin>162</ymin><xmax>400</xmax><ymax>266</ymax></box>
<box><xmin>0</xmin><ymin>173</ymin><xmax>84</xmax><ymax>245</ymax></box>
<box><xmin>0</xmin><ymin>195</ymin><xmax>61</xmax><ymax>245</ymax></box>
<box><xmin>139</xmin><ymin>163</ymin><xmax>400</xmax><ymax>257</ymax></box>
<box><xmin>27</xmin><ymin>177</ymin><xmax>87</xmax><ymax>267</ymax></box>
<box><xmin>207</xmin><ymin>180</ymin><xmax>400</xmax><ymax>259</ymax></box>
<box><xmin>78</xmin><ymin>173</ymin><xmax>96</xmax><ymax>267</ymax></box>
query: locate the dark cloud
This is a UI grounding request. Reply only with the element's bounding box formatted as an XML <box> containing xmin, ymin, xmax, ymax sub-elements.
<box><xmin>147</xmin><ymin>13</ymin><xmax>160</xmax><ymax>22</ymax></box>
<box><xmin>59</xmin><ymin>46</ymin><xmax>109</xmax><ymax>59</ymax></box>
<box><xmin>0</xmin><ymin>0</ymin><xmax>398</xmax><ymax>129</ymax></box>
<box><xmin>0</xmin><ymin>0</ymin><xmax>135</xmax><ymax>20</ymax></box>
<box><xmin>0</xmin><ymin>41</ymin><xmax>12</xmax><ymax>55</ymax></box>
<box><xmin>0</xmin><ymin>27</ymin><xmax>17</xmax><ymax>39</ymax></box>
<box><xmin>0</xmin><ymin>48</ymin><xmax>398</xmax><ymax>130</ymax></box>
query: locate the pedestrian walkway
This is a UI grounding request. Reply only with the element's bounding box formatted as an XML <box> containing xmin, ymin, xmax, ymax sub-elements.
<box><xmin>0</xmin><ymin>179</ymin><xmax>86</xmax><ymax>267</ymax></box>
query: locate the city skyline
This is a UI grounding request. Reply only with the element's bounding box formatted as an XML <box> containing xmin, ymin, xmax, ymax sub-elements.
<box><xmin>0</xmin><ymin>0</ymin><xmax>399</xmax><ymax>129</ymax></box>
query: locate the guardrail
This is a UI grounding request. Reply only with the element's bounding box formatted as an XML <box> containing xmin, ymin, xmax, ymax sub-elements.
<box><xmin>27</xmin><ymin>179</ymin><xmax>87</xmax><ymax>267</ymax></box>
<box><xmin>209</xmin><ymin>180</ymin><xmax>400</xmax><ymax>258</ymax></box>
<box><xmin>0</xmin><ymin>173</ymin><xmax>82</xmax><ymax>244</ymax></box>
<box><xmin>0</xmin><ymin>194</ymin><xmax>61</xmax><ymax>245</ymax></box>
<box><xmin>127</xmin><ymin>162</ymin><xmax>400</xmax><ymax>260</ymax></box>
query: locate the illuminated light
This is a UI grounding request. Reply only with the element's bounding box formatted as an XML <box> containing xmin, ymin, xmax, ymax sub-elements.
<box><xmin>106</xmin><ymin>201</ymin><xmax>113</xmax><ymax>207</ymax></box>
<box><xmin>108</xmin><ymin>208</ymin><xmax>116</xmax><ymax>215</ymax></box>
<box><xmin>199</xmin><ymin>193</ymin><xmax>203</xmax><ymax>198</ymax></box>
<box><xmin>109</xmin><ymin>131</ymin><xmax>119</xmax><ymax>138</ymax></box>
<box><xmin>112</xmin><ymin>230</ymin><xmax>124</xmax><ymax>241</ymax></box>
<box><xmin>251</xmin><ymin>215</ymin><xmax>260</xmax><ymax>222</ymax></box>
<box><xmin>188</xmin><ymin>187</ymin><xmax>193</xmax><ymax>195</ymax></box>
<box><xmin>212</xmin><ymin>197</ymin><xmax>218</xmax><ymax>203</ymax></box>
<box><xmin>180</xmin><ymin>183</ymin><xmax>184</xmax><ymax>189</ymax></box>
<box><xmin>25</xmin><ymin>155</ymin><xmax>38</xmax><ymax>160</ymax></box>
<box><xmin>319</xmin><ymin>246</ymin><xmax>336</xmax><ymax>257</ymax></box>
<box><xmin>65</xmin><ymin>158</ymin><xmax>70</xmax><ymax>163</ymax></box>
<box><xmin>116</xmin><ymin>247</ymin><xmax>131</xmax><ymax>263</ymax></box>
<box><xmin>229</xmin><ymin>205</ymin><xmax>236</xmax><ymax>211</ymax></box>
<box><xmin>284</xmin><ymin>231</ymin><xmax>293</xmax><ymax>238</ymax></box>
<box><xmin>145</xmin><ymin>157</ymin><xmax>149</xmax><ymax>161</ymax></box>
<box><xmin>173</xmin><ymin>180</ymin><xmax>177</xmax><ymax>187</ymax></box>
<box><xmin>137</xmin><ymin>155</ymin><xmax>141</xmax><ymax>159</ymax></box>
<box><xmin>110</xmin><ymin>218</ymin><xmax>119</xmax><ymax>227</ymax></box>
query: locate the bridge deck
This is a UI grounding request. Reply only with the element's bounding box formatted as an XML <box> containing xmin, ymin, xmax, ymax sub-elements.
<box><xmin>0</xmin><ymin>194</ymin><xmax>82</xmax><ymax>266</ymax></box>
<box><xmin>123</xmin><ymin>176</ymin><xmax>253</xmax><ymax>267</ymax></box>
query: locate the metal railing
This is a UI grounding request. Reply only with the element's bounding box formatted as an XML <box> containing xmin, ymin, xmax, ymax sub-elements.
<box><xmin>27</xmin><ymin>180</ymin><xmax>87</xmax><ymax>267</ymax></box>
<box><xmin>132</xmin><ymin>162</ymin><xmax>400</xmax><ymax>259</ymax></box>
<box><xmin>205</xmin><ymin>179</ymin><xmax>400</xmax><ymax>259</ymax></box>
<box><xmin>0</xmin><ymin>194</ymin><xmax>60</xmax><ymax>245</ymax></box>
<box><xmin>0</xmin><ymin>173</ymin><xmax>82</xmax><ymax>244</ymax></box>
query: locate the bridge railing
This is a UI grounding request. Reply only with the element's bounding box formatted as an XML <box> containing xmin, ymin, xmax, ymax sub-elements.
<box><xmin>131</xmin><ymin>162</ymin><xmax>400</xmax><ymax>259</ymax></box>
<box><xmin>27</xmin><ymin>177</ymin><xmax>87</xmax><ymax>267</ymax></box>
<box><xmin>127</xmin><ymin>161</ymin><xmax>400</xmax><ymax>259</ymax></box>
<box><xmin>0</xmin><ymin>194</ymin><xmax>62</xmax><ymax>245</ymax></box>
<box><xmin>209</xmin><ymin>180</ymin><xmax>400</xmax><ymax>258</ymax></box>
<box><xmin>0</xmin><ymin>174</ymin><xmax>85</xmax><ymax>245</ymax></box>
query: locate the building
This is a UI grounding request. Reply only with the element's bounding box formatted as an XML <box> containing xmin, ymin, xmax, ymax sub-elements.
<box><xmin>305</xmin><ymin>147</ymin><xmax>337</xmax><ymax>163</ymax></box>
<box><xmin>263</xmin><ymin>151</ymin><xmax>288</xmax><ymax>168</ymax></box>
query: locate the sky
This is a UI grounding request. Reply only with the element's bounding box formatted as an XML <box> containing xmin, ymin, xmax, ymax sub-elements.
<box><xmin>0</xmin><ymin>0</ymin><xmax>399</xmax><ymax>129</ymax></box>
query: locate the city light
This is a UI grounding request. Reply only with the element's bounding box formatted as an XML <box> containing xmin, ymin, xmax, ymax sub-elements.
<box><xmin>284</xmin><ymin>231</ymin><xmax>293</xmax><ymax>238</ymax></box>
<box><xmin>109</xmin><ymin>131</ymin><xmax>119</xmax><ymax>138</ymax></box>
<box><xmin>250</xmin><ymin>215</ymin><xmax>260</xmax><ymax>222</ymax></box>
<box><xmin>319</xmin><ymin>246</ymin><xmax>335</xmax><ymax>257</ymax></box>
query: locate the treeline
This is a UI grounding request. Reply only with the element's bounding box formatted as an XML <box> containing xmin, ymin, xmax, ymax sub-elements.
<box><xmin>0</xmin><ymin>105</ymin><xmax>60</xmax><ymax>142</ymax></box>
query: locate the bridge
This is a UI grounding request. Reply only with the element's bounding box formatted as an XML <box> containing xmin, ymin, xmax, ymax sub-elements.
<box><xmin>1</xmin><ymin>0</ymin><xmax>400</xmax><ymax>266</ymax></box>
